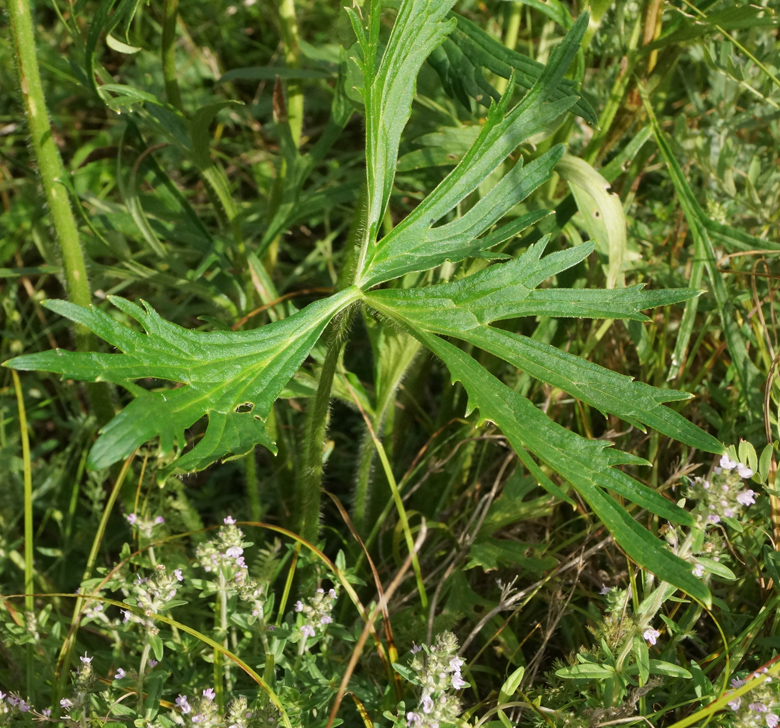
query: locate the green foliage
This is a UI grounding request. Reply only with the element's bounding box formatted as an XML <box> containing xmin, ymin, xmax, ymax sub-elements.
<box><xmin>5</xmin><ymin>6</ymin><xmax>721</xmax><ymax>600</ymax></box>
<box><xmin>3</xmin><ymin>0</ymin><xmax>780</xmax><ymax>726</ymax></box>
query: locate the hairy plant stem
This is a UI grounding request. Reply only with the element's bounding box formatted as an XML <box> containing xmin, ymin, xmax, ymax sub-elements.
<box><xmin>161</xmin><ymin>0</ymin><xmax>183</xmax><ymax>110</ymax></box>
<box><xmin>295</xmin><ymin>189</ymin><xmax>367</xmax><ymax>543</ymax></box>
<box><xmin>8</xmin><ymin>0</ymin><xmax>113</xmax><ymax>422</ymax></box>
<box><xmin>296</xmin><ymin>310</ymin><xmax>355</xmax><ymax>543</ymax></box>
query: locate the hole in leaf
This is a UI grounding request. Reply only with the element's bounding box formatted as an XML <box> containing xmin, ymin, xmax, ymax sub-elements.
<box><xmin>235</xmin><ymin>402</ymin><xmax>254</xmax><ymax>414</ymax></box>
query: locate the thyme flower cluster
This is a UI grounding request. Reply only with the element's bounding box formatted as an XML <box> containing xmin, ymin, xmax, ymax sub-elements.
<box><xmin>122</xmin><ymin>564</ymin><xmax>185</xmax><ymax>634</ymax></box>
<box><xmin>173</xmin><ymin>688</ymin><xmax>251</xmax><ymax>727</ymax></box>
<box><xmin>294</xmin><ymin>586</ymin><xmax>338</xmax><ymax>638</ymax></box>
<box><xmin>405</xmin><ymin>632</ymin><xmax>468</xmax><ymax>728</ymax></box>
<box><xmin>126</xmin><ymin>511</ymin><xmax>166</xmax><ymax>539</ymax></box>
<box><xmin>727</xmin><ymin>669</ymin><xmax>780</xmax><ymax>728</ymax></box>
<box><xmin>195</xmin><ymin>516</ymin><xmax>267</xmax><ymax>619</ymax></box>
<box><xmin>59</xmin><ymin>653</ymin><xmax>97</xmax><ymax>720</ymax></box>
<box><xmin>687</xmin><ymin>454</ymin><xmax>757</xmax><ymax>527</ymax></box>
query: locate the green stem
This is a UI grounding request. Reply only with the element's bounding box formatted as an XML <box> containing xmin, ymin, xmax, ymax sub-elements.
<box><xmin>215</xmin><ymin>573</ymin><xmax>227</xmax><ymax>712</ymax></box>
<box><xmin>277</xmin><ymin>0</ymin><xmax>303</xmax><ymax>147</ymax></box>
<box><xmin>53</xmin><ymin>455</ymin><xmax>133</xmax><ymax>714</ymax></box>
<box><xmin>137</xmin><ymin>641</ymin><xmax>151</xmax><ymax>710</ymax></box>
<box><xmin>7</xmin><ymin>0</ymin><xmax>113</xmax><ymax>421</ymax></box>
<box><xmin>245</xmin><ymin>452</ymin><xmax>262</xmax><ymax>522</ymax></box>
<box><xmin>495</xmin><ymin>4</ymin><xmax>522</xmax><ymax>95</ymax></box>
<box><xmin>162</xmin><ymin>0</ymin><xmax>183</xmax><ymax>110</ymax></box>
<box><xmin>296</xmin><ymin>312</ymin><xmax>354</xmax><ymax>543</ymax></box>
<box><xmin>369</xmin><ymin>428</ymin><xmax>428</xmax><ymax>608</ymax></box>
<box><xmin>294</xmin><ymin>188</ymin><xmax>366</xmax><ymax>542</ymax></box>
<box><xmin>13</xmin><ymin>371</ymin><xmax>35</xmax><ymax>701</ymax></box>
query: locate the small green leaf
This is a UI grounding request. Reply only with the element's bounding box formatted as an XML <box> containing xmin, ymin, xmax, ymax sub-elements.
<box><xmin>148</xmin><ymin>633</ymin><xmax>164</xmax><ymax>662</ymax></box>
<box><xmin>105</xmin><ymin>33</ymin><xmax>141</xmax><ymax>54</ymax></box>
<box><xmin>556</xmin><ymin>663</ymin><xmax>615</xmax><ymax>679</ymax></box>
<box><xmin>189</xmin><ymin>101</ymin><xmax>244</xmax><ymax>170</ymax></box>
<box><xmin>557</xmin><ymin>154</ymin><xmax>628</xmax><ymax>289</ymax></box>
<box><xmin>634</xmin><ymin>636</ymin><xmax>650</xmax><ymax>684</ymax></box>
<box><xmin>499</xmin><ymin>665</ymin><xmax>525</xmax><ymax>703</ymax></box>
<box><xmin>434</xmin><ymin>11</ymin><xmax>596</xmax><ymax>123</ymax></box>
<box><xmin>760</xmin><ymin>444</ymin><xmax>774</xmax><ymax>483</ymax></box>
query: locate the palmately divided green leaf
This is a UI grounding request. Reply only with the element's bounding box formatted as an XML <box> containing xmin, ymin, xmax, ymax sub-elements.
<box><xmin>400</xmin><ymin>329</ymin><xmax>710</xmax><ymax>604</ymax></box>
<box><xmin>367</xmin><ymin>238</ymin><xmax>722</xmax><ymax>453</ymax></box>
<box><xmin>349</xmin><ymin>0</ymin><xmax>459</xmax><ymax>244</ymax></box>
<box><xmin>358</xmin><ymin>16</ymin><xmax>591</xmax><ymax>288</ymax></box>
<box><xmin>5</xmin><ymin>288</ymin><xmax>360</xmax><ymax>473</ymax></box>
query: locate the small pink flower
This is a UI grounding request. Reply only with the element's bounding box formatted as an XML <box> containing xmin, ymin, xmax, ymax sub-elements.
<box><xmin>643</xmin><ymin>628</ymin><xmax>660</xmax><ymax>645</ymax></box>
<box><xmin>154</xmin><ymin>516</ymin><xmax>165</xmax><ymax>524</ymax></box>
<box><xmin>767</xmin><ymin>715</ymin><xmax>779</xmax><ymax>728</ymax></box>
<box><xmin>294</xmin><ymin>601</ymin><xmax>304</xmax><ymax>612</ymax></box>
<box><xmin>202</xmin><ymin>688</ymin><xmax>215</xmax><ymax>701</ymax></box>
<box><xmin>720</xmin><ymin>454</ymin><xmax>737</xmax><ymax>470</ymax></box>
<box><xmin>729</xmin><ymin>697</ymin><xmax>741</xmax><ymax>711</ymax></box>
<box><xmin>126</xmin><ymin>513</ymin><xmax>138</xmax><ymax>525</ymax></box>
<box><xmin>80</xmin><ymin>653</ymin><xmax>92</xmax><ymax>665</ymax></box>
<box><xmin>301</xmin><ymin>624</ymin><xmax>315</xmax><ymax>638</ymax></box>
<box><xmin>174</xmin><ymin>569</ymin><xmax>184</xmax><ymax>582</ymax></box>
<box><xmin>223</xmin><ymin>516</ymin><xmax>236</xmax><ymax>525</ymax></box>
<box><xmin>226</xmin><ymin>546</ymin><xmax>243</xmax><ymax>559</ymax></box>
<box><xmin>692</xmin><ymin>564</ymin><xmax>705</xmax><ymax>578</ymax></box>
<box><xmin>451</xmin><ymin>673</ymin><xmax>468</xmax><ymax>690</ymax></box>
<box><xmin>114</xmin><ymin>668</ymin><xmax>126</xmax><ymax>680</ymax></box>
<box><xmin>175</xmin><ymin>695</ymin><xmax>191</xmax><ymax>714</ymax></box>
<box><xmin>737</xmin><ymin>490</ymin><xmax>757</xmax><ymax>506</ymax></box>
<box><xmin>737</xmin><ymin>463</ymin><xmax>754</xmax><ymax>479</ymax></box>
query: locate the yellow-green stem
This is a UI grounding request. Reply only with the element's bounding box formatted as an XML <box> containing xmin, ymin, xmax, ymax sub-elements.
<box><xmin>13</xmin><ymin>371</ymin><xmax>35</xmax><ymax>700</ymax></box>
<box><xmin>278</xmin><ymin>0</ymin><xmax>303</xmax><ymax>147</ymax></box>
<box><xmin>495</xmin><ymin>4</ymin><xmax>522</xmax><ymax>95</ymax></box>
<box><xmin>7</xmin><ymin>0</ymin><xmax>112</xmax><ymax>421</ymax></box>
<box><xmin>53</xmin><ymin>453</ymin><xmax>134</xmax><ymax>714</ymax></box>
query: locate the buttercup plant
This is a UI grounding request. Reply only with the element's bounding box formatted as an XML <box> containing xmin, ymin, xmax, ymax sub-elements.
<box><xmin>4</xmin><ymin>0</ymin><xmax>779</xmax><ymax>727</ymax></box>
<box><xmin>5</xmin><ymin>0</ymin><xmax>724</xmax><ymax>604</ymax></box>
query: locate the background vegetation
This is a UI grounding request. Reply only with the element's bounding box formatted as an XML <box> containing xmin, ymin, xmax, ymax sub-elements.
<box><xmin>1</xmin><ymin>0</ymin><xmax>779</xmax><ymax>726</ymax></box>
